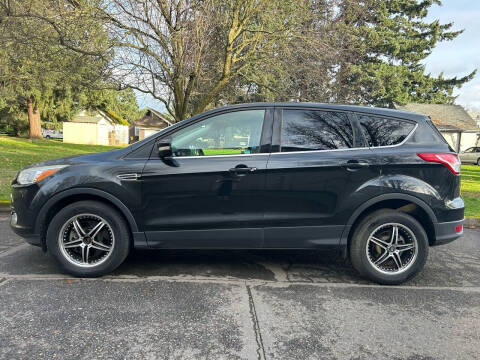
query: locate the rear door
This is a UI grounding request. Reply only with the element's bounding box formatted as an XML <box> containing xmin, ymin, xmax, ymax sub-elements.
<box><xmin>263</xmin><ymin>107</ymin><xmax>379</xmax><ymax>248</ymax></box>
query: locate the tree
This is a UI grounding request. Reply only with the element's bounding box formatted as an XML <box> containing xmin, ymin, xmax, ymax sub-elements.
<box><xmin>98</xmin><ymin>0</ymin><xmax>298</xmax><ymax>122</ymax></box>
<box><xmin>228</xmin><ymin>0</ymin><xmax>475</xmax><ymax>107</ymax></box>
<box><xmin>333</xmin><ymin>0</ymin><xmax>476</xmax><ymax>107</ymax></box>
<box><xmin>0</xmin><ymin>0</ymin><xmax>111</xmax><ymax>138</ymax></box>
<box><xmin>78</xmin><ymin>88</ymin><xmax>141</xmax><ymax>124</ymax></box>
<box><xmin>1</xmin><ymin>0</ymin><xmax>474</xmax><ymax>132</ymax></box>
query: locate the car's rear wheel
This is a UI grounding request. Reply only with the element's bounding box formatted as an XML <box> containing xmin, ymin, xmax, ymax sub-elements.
<box><xmin>46</xmin><ymin>201</ymin><xmax>130</xmax><ymax>277</ymax></box>
<box><xmin>477</xmin><ymin>158</ymin><xmax>480</xmax><ymax>166</ymax></box>
<box><xmin>350</xmin><ymin>209</ymin><xmax>428</xmax><ymax>285</ymax></box>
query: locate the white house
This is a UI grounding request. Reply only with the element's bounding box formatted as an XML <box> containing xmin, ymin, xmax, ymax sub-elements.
<box><xmin>63</xmin><ymin>110</ymin><xmax>129</xmax><ymax>146</ymax></box>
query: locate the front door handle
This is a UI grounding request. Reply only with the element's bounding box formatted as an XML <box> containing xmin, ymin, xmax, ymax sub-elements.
<box><xmin>229</xmin><ymin>165</ymin><xmax>257</xmax><ymax>175</ymax></box>
<box><xmin>341</xmin><ymin>160</ymin><xmax>369</xmax><ymax>170</ymax></box>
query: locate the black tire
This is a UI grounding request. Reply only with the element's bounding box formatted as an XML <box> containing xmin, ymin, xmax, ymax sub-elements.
<box><xmin>350</xmin><ymin>209</ymin><xmax>428</xmax><ymax>285</ymax></box>
<box><xmin>477</xmin><ymin>158</ymin><xmax>480</xmax><ymax>166</ymax></box>
<box><xmin>46</xmin><ymin>200</ymin><xmax>130</xmax><ymax>277</ymax></box>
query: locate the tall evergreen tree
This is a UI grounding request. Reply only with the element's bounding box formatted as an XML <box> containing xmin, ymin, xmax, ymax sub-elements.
<box><xmin>335</xmin><ymin>0</ymin><xmax>476</xmax><ymax>107</ymax></box>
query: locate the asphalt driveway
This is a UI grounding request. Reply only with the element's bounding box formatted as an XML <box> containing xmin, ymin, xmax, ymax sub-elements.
<box><xmin>0</xmin><ymin>215</ymin><xmax>479</xmax><ymax>359</ymax></box>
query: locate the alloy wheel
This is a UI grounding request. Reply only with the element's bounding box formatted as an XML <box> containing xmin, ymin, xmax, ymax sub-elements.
<box><xmin>365</xmin><ymin>223</ymin><xmax>418</xmax><ymax>275</ymax></box>
<box><xmin>58</xmin><ymin>214</ymin><xmax>115</xmax><ymax>268</ymax></box>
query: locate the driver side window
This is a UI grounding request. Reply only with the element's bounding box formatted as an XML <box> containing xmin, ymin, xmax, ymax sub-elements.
<box><xmin>171</xmin><ymin>109</ymin><xmax>265</xmax><ymax>157</ymax></box>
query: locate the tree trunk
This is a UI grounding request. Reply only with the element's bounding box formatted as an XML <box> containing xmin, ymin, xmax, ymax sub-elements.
<box><xmin>27</xmin><ymin>95</ymin><xmax>42</xmax><ymax>139</ymax></box>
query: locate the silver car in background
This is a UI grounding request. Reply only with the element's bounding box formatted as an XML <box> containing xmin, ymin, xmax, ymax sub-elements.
<box><xmin>42</xmin><ymin>129</ymin><xmax>63</xmax><ymax>139</ymax></box>
<box><xmin>459</xmin><ymin>147</ymin><xmax>480</xmax><ymax>165</ymax></box>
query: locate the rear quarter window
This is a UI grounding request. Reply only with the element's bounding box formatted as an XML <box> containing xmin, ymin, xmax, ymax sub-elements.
<box><xmin>358</xmin><ymin>115</ymin><xmax>416</xmax><ymax>147</ymax></box>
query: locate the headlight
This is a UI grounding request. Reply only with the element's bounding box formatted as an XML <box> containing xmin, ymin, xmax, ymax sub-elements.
<box><xmin>17</xmin><ymin>165</ymin><xmax>69</xmax><ymax>185</ymax></box>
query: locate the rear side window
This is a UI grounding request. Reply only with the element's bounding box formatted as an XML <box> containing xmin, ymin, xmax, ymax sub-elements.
<box><xmin>358</xmin><ymin>115</ymin><xmax>415</xmax><ymax>147</ymax></box>
<box><xmin>281</xmin><ymin>110</ymin><xmax>354</xmax><ymax>152</ymax></box>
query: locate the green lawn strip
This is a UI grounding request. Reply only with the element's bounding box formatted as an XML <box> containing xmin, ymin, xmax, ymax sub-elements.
<box><xmin>461</xmin><ymin>165</ymin><xmax>480</xmax><ymax>193</ymax></box>
<box><xmin>203</xmin><ymin>148</ymin><xmax>245</xmax><ymax>155</ymax></box>
<box><xmin>463</xmin><ymin>193</ymin><xmax>480</xmax><ymax>218</ymax></box>
<box><xmin>0</xmin><ymin>136</ymin><xmax>121</xmax><ymax>202</ymax></box>
<box><xmin>461</xmin><ymin>165</ymin><xmax>480</xmax><ymax>217</ymax></box>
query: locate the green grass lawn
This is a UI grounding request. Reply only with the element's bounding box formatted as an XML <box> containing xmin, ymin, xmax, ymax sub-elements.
<box><xmin>0</xmin><ymin>136</ymin><xmax>479</xmax><ymax>217</ymax></box>
<box><xmin>461</xmin><ymin>164</ymin><xmax>480</xmax><ymax>218</ymax></box>
<box><xmin>0</xmin><ymin>136</ymin><xmax>121</xmax><ymax>204</ymax></box>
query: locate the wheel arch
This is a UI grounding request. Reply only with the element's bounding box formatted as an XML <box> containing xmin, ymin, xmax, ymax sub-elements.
<box><xmin>35</xmin><ymin>188</ymin><xmax>139</xmax><ymax>250</ymax></box>
<box><xmin>341</xmin><ymin>193</ymin><xmax>437</xmax><ymax>247</ymax></box>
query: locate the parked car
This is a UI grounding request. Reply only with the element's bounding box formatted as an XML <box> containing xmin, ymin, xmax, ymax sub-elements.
<box><xmin>459</xmin><ymin>147</ymin><xmax>480</xmax><ymax>165</ymax></box>
<box><xmin>42</xmin><ymin>128</ymin><xmax>63</xmax><ymax>139</ymax></box>
<box><xmin>10</xmin><ymin>103</ymin><xmax>464</xmax><ymax>284</ymax></box>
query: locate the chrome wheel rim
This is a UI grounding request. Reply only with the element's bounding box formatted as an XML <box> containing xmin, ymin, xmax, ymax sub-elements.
<box><xmin>58</xmin><ymin>214</ymin><xmax>115</xmax><ymax>268</ymax></box>
<box><xmin>366</xmin><ymin>223</ymin><xmax>418</xmax><ymax>275</ymax></box>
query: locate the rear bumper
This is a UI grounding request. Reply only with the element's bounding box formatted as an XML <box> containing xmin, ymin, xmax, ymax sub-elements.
<box><xmin>433</xmin><ymin>218</ymin><xmax>464</xmax><ymax>246</ymax></box>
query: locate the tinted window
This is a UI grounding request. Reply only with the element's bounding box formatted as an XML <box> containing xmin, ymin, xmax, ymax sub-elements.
<box><xmin>171</xmin><ymin>109</ymin><xmax>265</xmax><ymax>157</ymax></box>
<box><xmin>280</xmin><ymin>110</ymin><xmax>354</xmax><ymax>152</ymax></box>
<box><xmin>358</xmin><ymin>115</ymin><xmax>416</xmax><ymax>147</ymax></box>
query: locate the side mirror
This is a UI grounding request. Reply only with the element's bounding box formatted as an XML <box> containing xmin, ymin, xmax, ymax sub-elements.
<box><xmin>157</xmin><ymin>142</ymin><xmax>172</xmax><ymax>158</ymax></box>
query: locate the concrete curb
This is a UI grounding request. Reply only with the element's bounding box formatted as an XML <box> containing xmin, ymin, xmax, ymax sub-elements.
<box><xmin>464</xmin><ymin>217</ymin><xmax>480</xmax><ymax>229</ymax></box>
<box><xmin>0</xmin><ymin>205</ymin><xmax>10</xmax><ymax>214</ymax></box>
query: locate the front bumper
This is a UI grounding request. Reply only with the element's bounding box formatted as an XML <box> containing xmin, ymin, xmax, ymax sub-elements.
<box><xmin>433</xmin><ymin>218</ymin><xmax>464</xmax><ymax>246</ymax></box>
<box><xmin>9</xmin><ymin>184</ymin><xmax>43</xmax><ymax>247</ymax></box>
<box><xmin>10</xmin><ymin>208</ymin><xmax>41</xmax><ymax>246</ymax></box>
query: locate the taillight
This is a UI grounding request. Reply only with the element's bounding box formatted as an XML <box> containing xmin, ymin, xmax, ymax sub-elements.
<box><xmin>417</xmin><ymin>153</ymin><xmax>461</xmax><ymax>174</ymax></box>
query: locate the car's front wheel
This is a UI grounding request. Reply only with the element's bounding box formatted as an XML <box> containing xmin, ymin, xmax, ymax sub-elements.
<box><xmin>46</xmin><ymin>200</ymin><xmax>130</xmax><ymax>277</ymax></box>
<box><xmin>350</xmin><ymin>209</ymin><xmax>428</xmax><ymax>285</ymax></box>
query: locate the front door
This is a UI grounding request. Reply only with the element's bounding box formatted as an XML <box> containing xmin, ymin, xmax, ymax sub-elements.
<box><xmin>141</xmin><ymin>108</ymin><xmax>271</xmax><ymax>248</ymax></box>
<box><xmin>263</xmin><ymin>108</ymin><xmax>380</xmax><ymax>248</ymax></box>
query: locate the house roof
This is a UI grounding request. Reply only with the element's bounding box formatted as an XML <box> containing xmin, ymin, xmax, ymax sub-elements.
<box><xmin>71</xmin><ymin>110</ymin><xmax>114</xmax><ymax>125</ymax></box>
<box><xmin>395</xmin><ymin>103</ymin><xmax>479</xmax><ymax>131</ymax></box>
<box><xmin>133</xmin><ymin>107</ymin><xmax>172</xmax><ymax>128</ymax></box>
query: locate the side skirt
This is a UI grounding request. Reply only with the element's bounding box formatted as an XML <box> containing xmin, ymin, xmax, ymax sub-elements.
<box><xmin>144</xmin><ymin>228</ymin><xmax>263</xmax><ymax>249</ymax></box>
<box><xmin>139</xmin><ymin>225</ymin><xmax>346</xmax><ymax>249</ymax></box>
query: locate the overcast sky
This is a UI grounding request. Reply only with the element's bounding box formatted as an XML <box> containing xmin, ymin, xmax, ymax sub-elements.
<box><xmin>136</xmin><ymin>0</ymin><xmax>480</xmax><ymax>112</ymax></box>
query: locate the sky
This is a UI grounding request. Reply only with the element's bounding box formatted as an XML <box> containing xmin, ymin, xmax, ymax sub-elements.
<box><xmin>424</xmin><ymin>0</ymin><xmax>480</xmax><ymax>112</ymax></box>
<box><xmin>136</xmin><ymin>0</ymin><xmax>480</xmax><ymax>112</ymax></box>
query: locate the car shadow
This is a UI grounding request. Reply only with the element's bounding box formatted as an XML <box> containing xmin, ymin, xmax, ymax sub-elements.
<box><xmin>113</xmin><ymin>248</ymin><xmax>366</xmax><ymax>284</ymax></box>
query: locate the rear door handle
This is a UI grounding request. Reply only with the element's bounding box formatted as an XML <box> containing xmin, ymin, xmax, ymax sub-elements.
<box><xmin>341</xmin><ymin>160</ymin><xmax>369</xmax><ymax>170</ymax></box>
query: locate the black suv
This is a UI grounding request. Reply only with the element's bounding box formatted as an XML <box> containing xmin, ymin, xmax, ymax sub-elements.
<box><xmin>10</xmin><ymin>103</ymin><xmax>464</xmax><ymax>284</ymax></box>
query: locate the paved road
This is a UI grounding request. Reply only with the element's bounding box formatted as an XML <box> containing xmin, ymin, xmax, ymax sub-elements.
<box><xmin>0</xmin><ymin>215</ymin><xmax>479</xmax><ymax>359</ymax></box>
